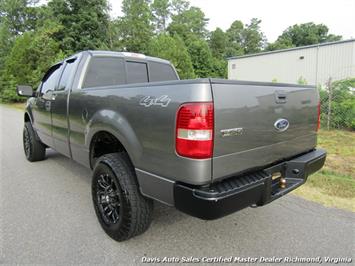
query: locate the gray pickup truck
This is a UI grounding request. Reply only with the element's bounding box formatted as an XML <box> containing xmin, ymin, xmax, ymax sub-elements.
<box><xmin>17</xmin><ymin>50</ymin><xmax>326</xmax><ymax>241</ymax></box>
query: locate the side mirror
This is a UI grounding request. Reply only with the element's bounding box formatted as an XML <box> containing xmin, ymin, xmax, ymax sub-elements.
<box><xmin>17</xmin><ymin>85</ymin><xmax>34</xmax><ymax>97</ymax></box>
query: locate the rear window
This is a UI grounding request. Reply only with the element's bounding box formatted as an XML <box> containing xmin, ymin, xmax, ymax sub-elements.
<box><xmin>126</xmin><ymin>61</ymin><xmax>148</xmax><ymax>84</ymax></box>
<box><xmin>82</xmin><ymin>57</ymin><xmax>125</xmax><ymax>88</ymax></box>
<box><xmin>149</xmin><ymin>62</ymin><xmax>178</xmax><ymax>82</ymax></box>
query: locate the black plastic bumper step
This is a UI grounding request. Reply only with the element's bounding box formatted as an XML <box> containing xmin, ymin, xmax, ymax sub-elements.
<box><xmin>195</xmin><ymin>171</ymin><xmax>270</xmax><ymax>199</ymax></box>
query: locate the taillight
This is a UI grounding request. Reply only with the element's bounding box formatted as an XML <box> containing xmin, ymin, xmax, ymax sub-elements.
<box><xmin>317</xmin><ymin>101</ymin><xmax>321</xmax><ymax>131</ymax></box>
<box><xmin>176</xmin><ymin>102</ymin><xmax>214</xmax><ymax>159</ymax></box>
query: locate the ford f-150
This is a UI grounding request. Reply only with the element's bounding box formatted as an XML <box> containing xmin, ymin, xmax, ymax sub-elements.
<box><xmin>17</xmin><ymin>50</ymin><xmax>326</xmax><ymax>241</ymax></box>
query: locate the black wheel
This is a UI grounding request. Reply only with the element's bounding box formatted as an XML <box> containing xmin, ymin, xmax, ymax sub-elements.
<box><xmin>92</xmin><ymin>153</ymin><xmax>153</xmax><ymax>241</ymax></box>
<box><xmin>23</xmin><ymin>122</ymin><xmax>46</xmax><ymax>162</ymax></box>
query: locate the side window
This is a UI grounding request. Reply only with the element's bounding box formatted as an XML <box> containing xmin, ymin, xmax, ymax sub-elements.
<box><xmin>126</xmin><ymin>61</ymin><xmax>148</xmax><ymax>84</ymax></box>
<box><xmin>149</xmin><ymin>62</ymin><xmax>178</xmax><ymax>82</ymax></box>
<box><xmin>40</xmin><ymin>64</ymin><xmax>62</xmax><ymax>95</ymax></box>
<box><xmin>57</xmin><ymin>58</ymin><xmax>78</xmax><ymax>91</ymax></box>
<box><xmin>82</xmin><ymin>57</ymin><xmax>125</xmax><ymax>88</ymax></box>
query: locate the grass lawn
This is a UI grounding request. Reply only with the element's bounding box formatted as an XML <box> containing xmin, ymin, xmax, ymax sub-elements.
<box><xmin>293</xmin><ymin>129</ymin><xmax>355</xmax><ymax>212</ymax></box>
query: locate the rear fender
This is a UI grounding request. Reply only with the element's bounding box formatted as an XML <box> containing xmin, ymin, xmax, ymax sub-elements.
<box><xmin>85</xmin><ymin>109</ymin><xmax>142</xmax><ymax>166</ymax></box>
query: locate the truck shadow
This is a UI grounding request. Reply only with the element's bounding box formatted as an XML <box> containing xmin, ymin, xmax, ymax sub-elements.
<box><xmin>45</xmin><ymin>149</ymin><xmax>93</xmax><ymax>182</ymax></box>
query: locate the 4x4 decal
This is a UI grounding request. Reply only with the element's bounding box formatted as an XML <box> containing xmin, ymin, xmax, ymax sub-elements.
<box><xmin>139</xmin><ymin>95</ymin><xmax>171</xmax><ymax>107</ymax></box>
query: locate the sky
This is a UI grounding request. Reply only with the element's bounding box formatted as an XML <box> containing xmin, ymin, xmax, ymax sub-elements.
<box><xmin>108</xmin><ymin>0</ymin><xmax>355</xmax><ymax>42</ymax></box>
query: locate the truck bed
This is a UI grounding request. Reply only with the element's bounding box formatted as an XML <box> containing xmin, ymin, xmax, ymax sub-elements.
<box><xmin>68</xmin><ymin>78</ymin><xmax>318</xmax><ymax>186</ymax></box>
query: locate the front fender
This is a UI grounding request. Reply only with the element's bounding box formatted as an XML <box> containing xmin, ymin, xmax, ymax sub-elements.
<box><xmin>24</xmin><ymin>98</ymin><xmax>35</xmax><ymax>124</ymax></box>
<box><xmin>85</xmin><ymin>109</ymin><xmax>143</xmax><ymax>166</ymax></box>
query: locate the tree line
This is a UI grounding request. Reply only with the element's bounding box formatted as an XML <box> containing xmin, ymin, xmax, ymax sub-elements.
<box><xmin>0</xmin><ymin>0</ymin><xmax>342</xmax><ymax>102</ymax></box>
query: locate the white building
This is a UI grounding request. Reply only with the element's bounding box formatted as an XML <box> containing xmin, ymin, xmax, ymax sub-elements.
<box><xmin>228</xmin><ymin>39</ymin><xmax>355</xmax><ymax>85</ymax></box>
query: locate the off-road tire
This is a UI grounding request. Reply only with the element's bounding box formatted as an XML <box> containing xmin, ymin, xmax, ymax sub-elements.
<box><xmin>92</xmin><ymin>152</ymin><xmax>153</xmax><ymax>241</ymax></box>
<box><xmin>23</xmin><ymin>122</ymin><xmax>46</xmax><ymax>162</ymax></box>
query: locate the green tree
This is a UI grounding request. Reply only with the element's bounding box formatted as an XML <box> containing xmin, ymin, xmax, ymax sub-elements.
<box><xmin>209</xmin><ymin>28</ymin><xmax>228</xmax><ymax>58</ymax></box>
<box><xmin>268</xmin><ymin>22</ymin><xmax>342</xmax><ymax>50</ymax></box>
<box><xmin>210</xmin><ymin>57</ymin><xmax>227</xmax><ymax>78</ymax></box>
<box><xmin>226</xmin><ymin>18</ymin><xmax>265</xmax><ymax>55</ymax></box>
<box><xmin>242</xmin><ymin>18</ymin><xmax>265</xmax><ymax>54</ymax></box>
<box><xmin>323</xmin><ymin>79</ymin><xmax>355</xmax><ymax>130</ymax></box>
<box><xmin>48</xmin><ymin>0</ymin><xmax>110</xmax><ymax>54</ymax></box>
<box><xmin>0</xmin><ymin>0</ymin><xmax>47</xmax><ymax>78</ymax></box>
<box><xmin>0</xmin><ymin>23</ymin><xmax>12</xmax><ymax>71</ymax></box>
<box><xmin>151</xmin><ymin>0</ymin><xmax>170</xmax><ymax>33</ymax></box>
<box><xmin>170</xmin><ymin>0</ymin><xmax>189</xmax><ymax>14</ymax></box>
<box><xmin>227</xmin><ymin>20</ymin><xmax>243</xmax><ymax>42</ymax></box>
<box><xmin>266</xmin><ymin>37</ymin><xmax>293</xmax><ymax>51</ymax></box>
<box><xmin>0</xmin><ymin>0</ymin><xmax>41</xmax><ymax>35</ymax></box>
<box><xmin>0</xmin><ymin>0</ymin><xmax>26</xmax><ymax>98</ymax></box>
<box><xmin>150</xmin><ymin>0</ymin><xmax>190</xmax><ymax>33</ymax></box>
<box><xmin>187</xmin><ymin>39</ymin><xmax>214</xmax><ymax>78</ymax></box>
<box><xmin>148</xmin><ymin>34</ymin><xmax>195</xmax><ymax>79</ymax></box>
<box><xmin>168</xmin><ymin>7</ymin><xmax>208</xmax><ymax>44</ymax></box>
<box><xmin>114</xmin><ymin>0</ymin><xmax>153</xmax><ymax>52</ymax></box>
<box><xmin>1</xmin><ymin>21</ymin><xmax>64</xmax><ymax>102</ymax></box>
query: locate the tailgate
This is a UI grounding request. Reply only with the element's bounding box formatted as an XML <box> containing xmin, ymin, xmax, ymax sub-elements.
<box><xmin>211</xmin><ymin>79</ymin><xmax>318</xmax><ymax>181</ymax></box>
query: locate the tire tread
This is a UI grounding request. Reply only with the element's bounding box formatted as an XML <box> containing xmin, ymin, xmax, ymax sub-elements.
<box><xmin>92</xmin><ymin>152</ymin><xmax>153</xmax><ymax>241</ymax></box>
<box><xmin>24</xmin><ymin>122</ymin><xmax>46</xmax><ymax>162</ymax></box>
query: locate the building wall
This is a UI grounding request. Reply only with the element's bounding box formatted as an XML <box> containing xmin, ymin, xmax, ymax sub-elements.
<box><xmin>316</xmin><ymin>41</ymin><xmax>355</xmax><ymax>84</ymax></box>
<box><xmin>228</xmin><ymin>40</ymin><xmax>355</xmax><ymax>85</ymax></box>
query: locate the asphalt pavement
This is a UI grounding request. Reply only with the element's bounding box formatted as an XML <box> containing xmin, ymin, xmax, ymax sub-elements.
<box><xmin>0</xmin><ymin>105</ymin><xmax>354</xmax><ymax>265</ymax></box>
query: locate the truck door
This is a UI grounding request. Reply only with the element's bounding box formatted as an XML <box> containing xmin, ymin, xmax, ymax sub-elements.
<box><xmin>51</xmin><ymin>57</ymin><xmax>79</xmax><ymax>157</ymax></box>
<box><xmin>32</xmin><ymin>63</ymin><xmax>63</xmax><ymax>147</ymax></box>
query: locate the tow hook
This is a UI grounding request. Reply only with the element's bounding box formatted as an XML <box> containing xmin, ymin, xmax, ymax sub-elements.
<box><xmin>272</xmin><ymin>172</ymin><xmax>287</xmax><ymax>189</ymax></box>
<box><xmin>280</xmin><ymin>178</ymin><xmax>287</xmax><ymax>189</ymax></box>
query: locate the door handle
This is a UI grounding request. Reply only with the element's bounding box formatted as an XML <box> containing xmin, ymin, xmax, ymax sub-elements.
<box><xmin>275</xmin><ymin>91</ymin><xmax>287</xmax><ymax>104</ymax></box>
<box><xmin>42</xmin><ymin>90</ymin><xmax>56</xmax><ymax>101</ymax></box>
<box><xmin>45</xmin><ymin>101</ymin><xmax>51</xmax><ymax>111</ymax></box>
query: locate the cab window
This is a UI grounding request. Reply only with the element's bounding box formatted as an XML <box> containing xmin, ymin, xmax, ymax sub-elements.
<box><xmin>40</xmin><ymin>64</ymin><xmax>62</xmax><ymax>95</ymax></box>
<box><xmin>82</xmin><ymin>57</ymin><xmax>126</xmax><ymax>88</ymax></box>
<box><xmin>149</xmin><ymin>61</ymin><xmax>178</xmax><ymax>82</ymax></box>
<box><xmin>57</xmin><ymin>58</ymin><xmax>78</xmax><ymax>91</ymax></box>
<box><xmin>126</xmin><ymin>61</ymin><xmax>148</xmax><ymax>84</ymax></box>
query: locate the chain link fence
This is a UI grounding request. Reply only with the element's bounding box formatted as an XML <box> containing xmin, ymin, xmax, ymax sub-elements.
<box><xmin>319</xmin><ymin>78</ymin><xmax>355</xmax><ymax>131</ymax></box>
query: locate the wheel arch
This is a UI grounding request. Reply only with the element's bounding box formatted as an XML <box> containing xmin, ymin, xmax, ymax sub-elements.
<box><xmin>24</xmin><ymin>111</ymin><xmax>32</xmax><ymax>124</ymax></box>
<box><xmin>89</xmin><ymin>130</ymin><xmax>133</xmax><ymax>169</ymax></box>
<box><xmin>86</xmin><ymin>110</ymin><xmax>142</xmax><ymax>169</ymax></box>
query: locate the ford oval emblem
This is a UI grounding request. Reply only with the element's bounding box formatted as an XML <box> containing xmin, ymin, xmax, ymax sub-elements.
<box><xmin>274</xmin><ymin>118</ymin><xmax>289</xmax><ymax>132</ymax></box>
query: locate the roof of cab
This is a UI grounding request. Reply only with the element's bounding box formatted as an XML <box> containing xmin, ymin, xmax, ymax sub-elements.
<box><xmin>84</xmin><ymin>50</ymin><xmax>171</xmax><ymax>65</ymax></box>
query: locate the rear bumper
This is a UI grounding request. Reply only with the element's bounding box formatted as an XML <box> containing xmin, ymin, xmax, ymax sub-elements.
<box><xmin>174</xmin><ymin>148</ymin><xmax>326</xmax><ymax>220</ymax></box>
